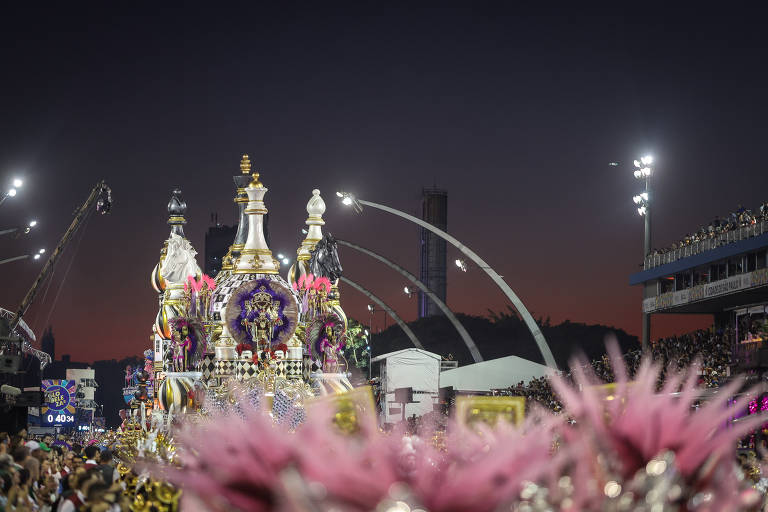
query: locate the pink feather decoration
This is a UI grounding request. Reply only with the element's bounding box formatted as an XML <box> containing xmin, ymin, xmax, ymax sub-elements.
<box><xmin>150</xmin><ymin>338</ymin><xmax>766</xmax><ymax>511</ymax></box>
<box><xmin>313</xmin><ymin>277</ymin><xmax>332</xmax><ymax>293</ymax></box>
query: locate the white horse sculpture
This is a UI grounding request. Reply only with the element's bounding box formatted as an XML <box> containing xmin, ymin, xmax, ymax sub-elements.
<box><xmin>160</xmin><ymin>233</ymin><xmax>201</xmax><ymax>284</ymax></box>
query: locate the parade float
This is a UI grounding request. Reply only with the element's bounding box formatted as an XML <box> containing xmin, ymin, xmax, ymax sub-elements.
<box><xmin>121</xmin><ymin>155</ymin><xmax>353</xmax><ymax>431</ymax></box>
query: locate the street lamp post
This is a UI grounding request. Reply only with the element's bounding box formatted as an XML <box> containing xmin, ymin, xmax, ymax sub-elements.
<box><xmin>0</xmin><ymin>220</ymin><xmax>38</xmax><ymax>238</ymax></box>
<box><xmin>632</xmin><ymin>155</ymin><xmax>654</xmax><ymax>349</ymax></box>
<box><xmin>0</xmin><ymin>178</ymin><xmax>23</xmax><ymax>207</ymax></box>
<box><xmin>336</xmin><ymin>192</ymin><xmax>558</xmax><ymax>369</ymax></box>
<box><xmin>0</xmin><ymin>249</ymin><xmax>46</xmax><ymax>266</ymax></box>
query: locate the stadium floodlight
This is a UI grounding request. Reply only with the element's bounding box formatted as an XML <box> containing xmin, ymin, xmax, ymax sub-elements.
<box><xmin>455</xmin><ymin>258</ymin><xmax>468</xmax><ymax>272</ymax></box>
<box><xmin>28</xmin><ymin>220</ymin><xmax>37</xmax><ymax>228</ymax></box>
<box><xmin>33</xmin><ymin>249</ymin><xmax>45</xmax><ymax>260</ymax></box>
<box><xmin>7</xmin><ymin>188</ymin><xmax>16</xmax><ymax>197</ymax></box>
<box><xmin>277</xmin><ymin>253</ymin><xmax>284</xmax><ymax>259</ymax></box>
<box><xmin>282</xmin><ymin>257</ymin><xmax>290</xmax><ymax>265</ymax></box>
<box><xmin>367</xmin><ymin>304</ymin><xmax>374</xmax><ymax>312</ymax></box>
<box><xmin>12</xmin><ymin>178</ymin><xmax>23</xmax><ymax>188</ymax></box>
<box><xmin>630</xmin><ymin>153</ymin><xmax>654</xmax><ymax>349</ymax></box>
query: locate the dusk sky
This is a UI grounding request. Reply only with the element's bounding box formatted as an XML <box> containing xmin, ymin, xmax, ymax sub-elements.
<box><xmin>1</xmin><ymin>5</ymin><xmax>766</xmax><ymax>364</ymax></box>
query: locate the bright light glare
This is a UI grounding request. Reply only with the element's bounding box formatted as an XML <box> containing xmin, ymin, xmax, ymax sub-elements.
<box><xmin>633</xmin><ymin>170</ymin><xmax>641</xmax><ymax>179</ymax></box>
<box><xmin>282</xmin><ymin>257</ymin><xmax>290</xmax><ymax>264</ymax></box>
<box><xmin>364</xmin><ymin>329</ymin><xmax>369</xmax><ymax>336</ymax></box>
<box><xmin>336</xmin><ymin>191</ymin><xmax>344</xmax><ymax>198</ymax></box>
<box><xmin>403</xmin><ymin>286</ymin><xmax>410</xmax><ymax>294</ymax></box>
<box><xmin>38</xmin><ymin>249</ymin><xmax>45</xmax><ymax>254</ymax></box>
<box><xmin>28</xmin><ymin>220</ymin><xmax>37</xmax><ymax>227</ymax></box>
<box><xmin>633</xmin><ymin>160</ymin><xmax>641</xmax><ymax>168</ymax></box>
<box><xmin>641</xmin><ymin>192</ymin><xmax>648</xmax><ymax>201</ymax></box>
<box><xmin>342</xmin><ymin>197</ymin><xmax>353</xmax><ymax>206</ymax></box>
<box><xmin>12</xmin><ymin>179</ymin><xmax>23</xmax><ymax>188</ymax></box>
<box><xmin>367</xmin><ymin>304</ymin><xmax>374</xmax><ymax>312</ymax></box>
<box><xmin>33</xmin><ymin>254</ymin><xmax>40</xmax><ymax>260</ymax></box>
<box><xmin>641</xmin><ymin>155</ymin><xmax>653</xmax><ymax>165</ymax></box>
<box><xmin>637</xmin><ymin>206</ymin><xmax>647</xmax><ymax>216</ymax></box>
<box><xmin>633</xmin><ymin>195</ymin><xmax>641</xmax><ymax>204</ymax></box>
<box><xmin>642</xmin><ymin>167</ymin><xmax>651</xmax><ymax>177</ymax></box>
<box><xmin>7</xmin><ymin>189</ymin><xmax>16</xmax><ymax>197</ymax></box>
<box><xmin>455</xmin><ymin>259</ymin><xmax>468</xmax><ymax>272</ymax></box>
<box><xmin>277</xmin><ymin>253</ymin><xmax>284</xmax><ymax>259</ymax></box>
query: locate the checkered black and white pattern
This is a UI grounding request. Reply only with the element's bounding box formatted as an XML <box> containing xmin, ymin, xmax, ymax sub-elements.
<box><xmin>274</xmin><ymin>360</ymin><xmax>286</xmax><ymax>379</ymax></box>
<box><xmin>198</xmin><ymin>354</ymin><xmax>216</xmax><ymax>383</ymax></box>
<box><xmin>236</xmin><ymin>360</ymin><xmax>258</xmax><ymax>381</ymax></box>
<box><xmin>285</xmin><ymin>360</ymin><xmax>302</xmax><ymax>380</ymax></box>
<box><xmin>215</xmin><ymin>359</ymin><xmax>237</xmax><ymax>377</ymax></box>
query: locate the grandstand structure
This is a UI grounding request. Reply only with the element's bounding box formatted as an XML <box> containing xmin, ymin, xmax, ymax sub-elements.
<box><xmin>630</xmin><ymin>219</ymin><xmax>768</xmax><ymax>368</ymax></box>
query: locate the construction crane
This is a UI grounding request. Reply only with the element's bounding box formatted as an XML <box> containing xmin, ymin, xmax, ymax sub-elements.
<box><xmin>1</xmin><ymin>181</ymin><xmax>112</xmax><ymax>368</ymax></box>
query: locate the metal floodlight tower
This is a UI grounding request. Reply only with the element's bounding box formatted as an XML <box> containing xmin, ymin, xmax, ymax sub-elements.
<box><xmin>633</xmin><ymin>155</ymin><xmax>653</xmax><ymax>349</ymax></box>
<box><xmin>336</xmin><ymin>191</ymin><xmax>557</xmax><ymax>369</ymax></box>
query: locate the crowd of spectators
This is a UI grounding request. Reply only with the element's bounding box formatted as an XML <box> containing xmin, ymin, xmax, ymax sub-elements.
<box><xmin>649</xmin><ymin>202</ymin><xmax>768</xmax><ymax>259</ymax></box>
<box><xmin>504</xmin><ymin>328</ymin><xmax>734</xmax><ymax>412</ymax></box>
<box><xmin>0</xmin><ymin>429</ymin><xmax>126</xmax><ymax>511</ymax></box>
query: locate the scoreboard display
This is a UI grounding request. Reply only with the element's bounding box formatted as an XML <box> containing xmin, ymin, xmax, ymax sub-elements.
<box><xmin>40</xmin><ymin>380</ymin><xmax>77</xmax><ymax>426</ymax></box>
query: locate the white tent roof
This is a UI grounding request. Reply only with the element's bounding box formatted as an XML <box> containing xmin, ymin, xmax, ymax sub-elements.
<box><xmin>371</xmin><ymin>348</ymin><xmax>441</xmax><ymax>363</ymax></box>
<box><xmin>439</xmin><ymin>355</ymin><xmax>553</xmax><ymax>392</ymax></box>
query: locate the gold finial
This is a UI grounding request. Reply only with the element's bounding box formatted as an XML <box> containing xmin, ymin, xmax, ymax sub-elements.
<box><xmin>250</xmin><ymin>170</ymin><xmax>264</xmax><ymax>188</ymax></box>
<box><xmin>240</xmin><ymin>154</ymin><xmax>251</xmax><ymax>174</ymax></box>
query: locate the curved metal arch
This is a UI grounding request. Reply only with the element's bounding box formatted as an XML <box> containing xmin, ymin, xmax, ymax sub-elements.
<box><xmin>339</xmin><ymin>276</ymin><xmax>424</xmax><ymax>350</ymax></box>
<box><xmin>346</xmin><ymin>197</ymin><xmax>557</xmax><ymax>369</ymax></box>
<box><xmin>337</xmin><ymin>239</ymin><xmax>483</xmax><ymax>363</ymax></box>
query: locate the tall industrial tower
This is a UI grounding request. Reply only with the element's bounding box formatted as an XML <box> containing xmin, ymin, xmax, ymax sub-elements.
<box><xmin>418</xmin><ymin>187</ymin><xmax>447</xmax><ymax>318</ymax></box>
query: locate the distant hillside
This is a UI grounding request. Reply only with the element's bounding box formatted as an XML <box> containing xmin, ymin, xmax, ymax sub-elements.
<box><xmin>364</xmin><ymin>307</ymin><xmax>639</xmax><ymax>368</ymax></box>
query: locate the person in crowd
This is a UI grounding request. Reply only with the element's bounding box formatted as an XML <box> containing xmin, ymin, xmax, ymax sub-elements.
<box><xmin>23</xmin><ymin>440</ymin><xmax>42</xmax><ymax>484</ymax></box>
<box><xmin>56</xmin><ymin>468</ymin><xmax>85</xmax><ymax>512</ymax></box>
<box><xmin>12</xmin><ymin>445</ymin><xmax>30</xmax><ymax>472</ymax></box>
<box><xmin>97</xmin><ymin>450</ymin><xmax>117</xmax><ymax>484</ymax></box>
<box><xmin>83</xmin><ymin>445</ymin><xmax>100</xmax><ymax>470</ymax></box>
